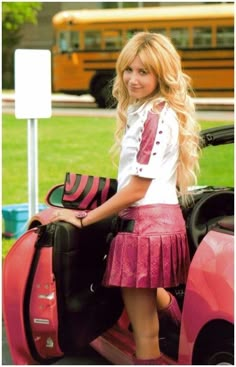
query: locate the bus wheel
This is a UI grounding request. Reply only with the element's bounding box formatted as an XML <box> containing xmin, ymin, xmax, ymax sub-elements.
<box><xmin>91</xmin><ymin>75</ymin><xmax>115</xmax><ymax>108</ymax></box>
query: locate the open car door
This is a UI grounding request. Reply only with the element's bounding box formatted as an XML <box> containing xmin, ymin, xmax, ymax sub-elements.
<box><xmin>3</xmin><ymin>218</ymin><xmax>123</xmax><ymax>365</ymax></box>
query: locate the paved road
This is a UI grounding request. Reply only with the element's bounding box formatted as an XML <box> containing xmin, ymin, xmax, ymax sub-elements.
<box><xmin>2</xmin><ymin>93</ymin><xmax>234</xmax><ymax>122</ymax></box>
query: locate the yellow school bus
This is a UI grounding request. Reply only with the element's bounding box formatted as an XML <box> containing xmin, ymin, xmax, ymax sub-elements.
<box><xmin>52</xmin><ymin>3</ymin><xmax>234</xmax><ymax>107</ymax></box>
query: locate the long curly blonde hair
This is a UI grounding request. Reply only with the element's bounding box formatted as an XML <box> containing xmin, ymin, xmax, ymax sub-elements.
<box><xmin>112</xmin><ymin>32</ymin><xmax>201</xmax><ymax>206</ymax></box>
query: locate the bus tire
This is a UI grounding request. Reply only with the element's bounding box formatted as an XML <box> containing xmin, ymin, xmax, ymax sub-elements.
<box><xmin>91</xmin><ymin>75</ymin><xmax>115</xmax><ymax>108</ymax></box>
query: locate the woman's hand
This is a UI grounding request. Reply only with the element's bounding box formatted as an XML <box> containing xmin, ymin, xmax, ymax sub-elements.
<box><xmin>50</xmin><ymin>175</ymin><xmax>151</xmax><ymax>229</ymax></box>
<box><xmin>51</xmin><ymin>209</ymin><xmax>82</xmax><ymax>228</ymax></box>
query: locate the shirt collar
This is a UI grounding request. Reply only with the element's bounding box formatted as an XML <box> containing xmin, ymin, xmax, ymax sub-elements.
<box><xmin>127</xmin><ymin>97</ymin><xmax>166</xmax><ymax>116</ymax></box>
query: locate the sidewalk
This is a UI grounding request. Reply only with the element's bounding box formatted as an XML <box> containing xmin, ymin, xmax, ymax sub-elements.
<box><xmin>2</xmin><ymin>92</ymin><xmax>234</xmax><ymax>109</ymax></box>
<box><xmin>2</xmin><ymin>92</ymin><xmax>234</xmax><ymax>121</ymax></box>
<box><xmin>2</xmin><ymin>92</ymin><xmax>96</xmax><ymax>108</ymax></box>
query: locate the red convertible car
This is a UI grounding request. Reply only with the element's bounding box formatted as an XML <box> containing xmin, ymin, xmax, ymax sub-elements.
<box><xmin>3</xmin><ymin>125</ymin><xmax>234</xmax><ymax>365</ymax></box>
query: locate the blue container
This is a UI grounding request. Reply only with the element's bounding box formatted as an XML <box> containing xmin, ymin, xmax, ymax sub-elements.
<box><xmin>2</xmin><ymin>203</ymin><xmax>47</xmax><ymax>239</ymax></box>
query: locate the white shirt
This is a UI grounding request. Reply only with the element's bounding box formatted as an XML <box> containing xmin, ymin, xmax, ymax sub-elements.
<box><xmin>117</xmin><ymin>100</ymin><xmax>179</xmax><ymax>206</ymax></box>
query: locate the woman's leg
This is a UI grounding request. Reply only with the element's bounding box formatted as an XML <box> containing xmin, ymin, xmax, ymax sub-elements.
<box><xmin>156</xmin><ymin>288</ymin><xmax>171</xmax><ymax>311</ymax></box>
<box><xmin>122</xmin><ymin>287</ymin><xmax>160</xmax><ymax>359</ymax></box>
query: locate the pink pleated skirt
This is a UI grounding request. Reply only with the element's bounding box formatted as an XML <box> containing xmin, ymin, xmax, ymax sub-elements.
<box><xmin>102</xmin><ymin>203</ymin><xmax>190</xmax><ymax>289</ymax></box>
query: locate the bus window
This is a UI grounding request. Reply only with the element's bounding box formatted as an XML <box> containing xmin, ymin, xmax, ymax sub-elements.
<box><xmin>149</xmin><ymin>28</ymin><xmax>167</xmax><ymax>36</ymax></box>
<box><xmin>58</xmin><ymin>32</ymin><xmax>68</xmax><ymax>52</ymax></box>
<box><xmin>127</xmin><ymin>29</ymin><xmax>143</xmax><ymax>40</ymax></box>
<box><xmin>71</xmin><ymin>31</ymin><xmax>80</xmax><ymax>51</ymax></box>
<box><xmin>217</xmin><ymin>26</ymin><xmax>234</xmax><ymax>48</ymax></box>
<box><xmin>104</xmin><ymin>30</ymin><xmax>122</xmax><ymax>50</ymax></box>
<box><xmin>58</xmin><ymin>31</ymin><xmax>80</xmax><ymax>53</ymax></box>
<box><xmin>84</xmin><ymin>31</ymin><xmax>102</xmax><ymax>50</ymax></box>
<box><xmin>170</xmin><ymin>28</ymin><xmax>189</xmax><ymax>48</ymax></box>
<box><xmin>193</xmin><ymin>27</ymin><xmax>212</xmax><ymax>48</ymax></box>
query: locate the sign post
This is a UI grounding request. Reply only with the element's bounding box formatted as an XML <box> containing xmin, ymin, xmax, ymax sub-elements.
<box><xmin>14</xmin><ymin>49</ymin><xmax>52</xmax><ymax>219</ymax></box>
<box><xmin>27</xmin><ymin>118</ymin><xmax>39</xmax><ymax>219</ymax></box>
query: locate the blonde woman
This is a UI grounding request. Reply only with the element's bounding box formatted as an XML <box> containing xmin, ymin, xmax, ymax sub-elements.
<box><xmin>53</xmin><ymin>32</ymin><xmax>200</xmax><ymax>364</ymax></box>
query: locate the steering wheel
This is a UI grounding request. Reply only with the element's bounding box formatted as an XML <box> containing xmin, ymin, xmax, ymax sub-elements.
<box><xmin>187</xmin><ymin>190</ymin><xmax>234</xmax><ymax>250</ymax></box>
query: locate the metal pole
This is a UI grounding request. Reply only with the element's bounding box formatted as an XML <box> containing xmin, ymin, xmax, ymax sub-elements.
<box><xmin>27</xmin><ymin>118</ymin><xmax>38</xmax><ymax>219</ymax></box>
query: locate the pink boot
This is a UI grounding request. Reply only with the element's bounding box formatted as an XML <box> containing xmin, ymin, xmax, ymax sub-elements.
<box><xmin>133</xmin><ymin>354</ymin><xmax>167</xmax><ymax>365</ymax></box>
<box><xmin>158</xmin><ymin>292</ymin><xmax>181</xmax><ymax>330</ymax></box>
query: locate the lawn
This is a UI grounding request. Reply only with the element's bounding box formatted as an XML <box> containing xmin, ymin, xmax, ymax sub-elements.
<box><xmin>3</xmin><ymin>114</ymin><xmax>118</xmax><ymax>204</ymax></box>
<box><xmin>2</xmin><ymin>113</ymin><xmax>234</xmax><ymax>257</ymax></box>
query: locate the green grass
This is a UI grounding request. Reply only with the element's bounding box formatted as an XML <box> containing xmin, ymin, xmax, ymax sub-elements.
<box><xmin>3</xmin><ymin>114</ymin><xmax>118</xmax><ymax>204</ymax></box>
<box><xmin>2</xmin><ymin>114</ymin><xmax>234</xmax><ymax>258</ymax></box>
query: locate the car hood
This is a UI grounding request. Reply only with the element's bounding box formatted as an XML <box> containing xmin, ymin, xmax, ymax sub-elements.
<box><xmin>200</xmin><ymin>125</ymin><xmax>234</xmax><ymax>148</ymax></box>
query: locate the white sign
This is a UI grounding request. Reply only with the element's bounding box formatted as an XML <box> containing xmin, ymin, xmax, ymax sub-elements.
<box><xmin>14</xmin><ymin>49</ymin><xmax>52</xmax><ymax>218</ymax></box>
<box><xmin>15</xmin><ymin>49</ymin><xmax>52</xmax><ymax>119</ymax></box>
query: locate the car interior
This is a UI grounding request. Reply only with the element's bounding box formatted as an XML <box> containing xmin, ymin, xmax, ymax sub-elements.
<box><xmin>28</xmin><ymin>179</ymin><xmax>234</xmax><ymax>362</ymax></box>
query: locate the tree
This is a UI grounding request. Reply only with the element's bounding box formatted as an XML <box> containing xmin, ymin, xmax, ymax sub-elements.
<box><xmin>2</xmin><ymin>2</ymin><xmax>42</xmax><ymax>88</ymax></box>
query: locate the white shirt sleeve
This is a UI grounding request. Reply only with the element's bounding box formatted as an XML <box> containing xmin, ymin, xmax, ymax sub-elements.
<box><xmin>130</xmin><ymin>106</ymin><xmax>176</xmax><ymax>179</ymax></box>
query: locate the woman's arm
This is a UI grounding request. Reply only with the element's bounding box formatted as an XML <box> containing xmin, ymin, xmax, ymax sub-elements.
<box><xmin>52</xmin><ymin>175</ymin><xmax>151</xmax><ymax>228</ymax></box>
<box><xmin>83</xmin><ymin>175</ymin><xmax>151</xmax><ymax>226</ymax></box>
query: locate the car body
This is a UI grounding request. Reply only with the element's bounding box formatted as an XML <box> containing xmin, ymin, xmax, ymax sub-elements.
<box><xmin>5</xmin><ymin>125</ymin><xmax>234</xmax><ymax>365</ymax></box>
